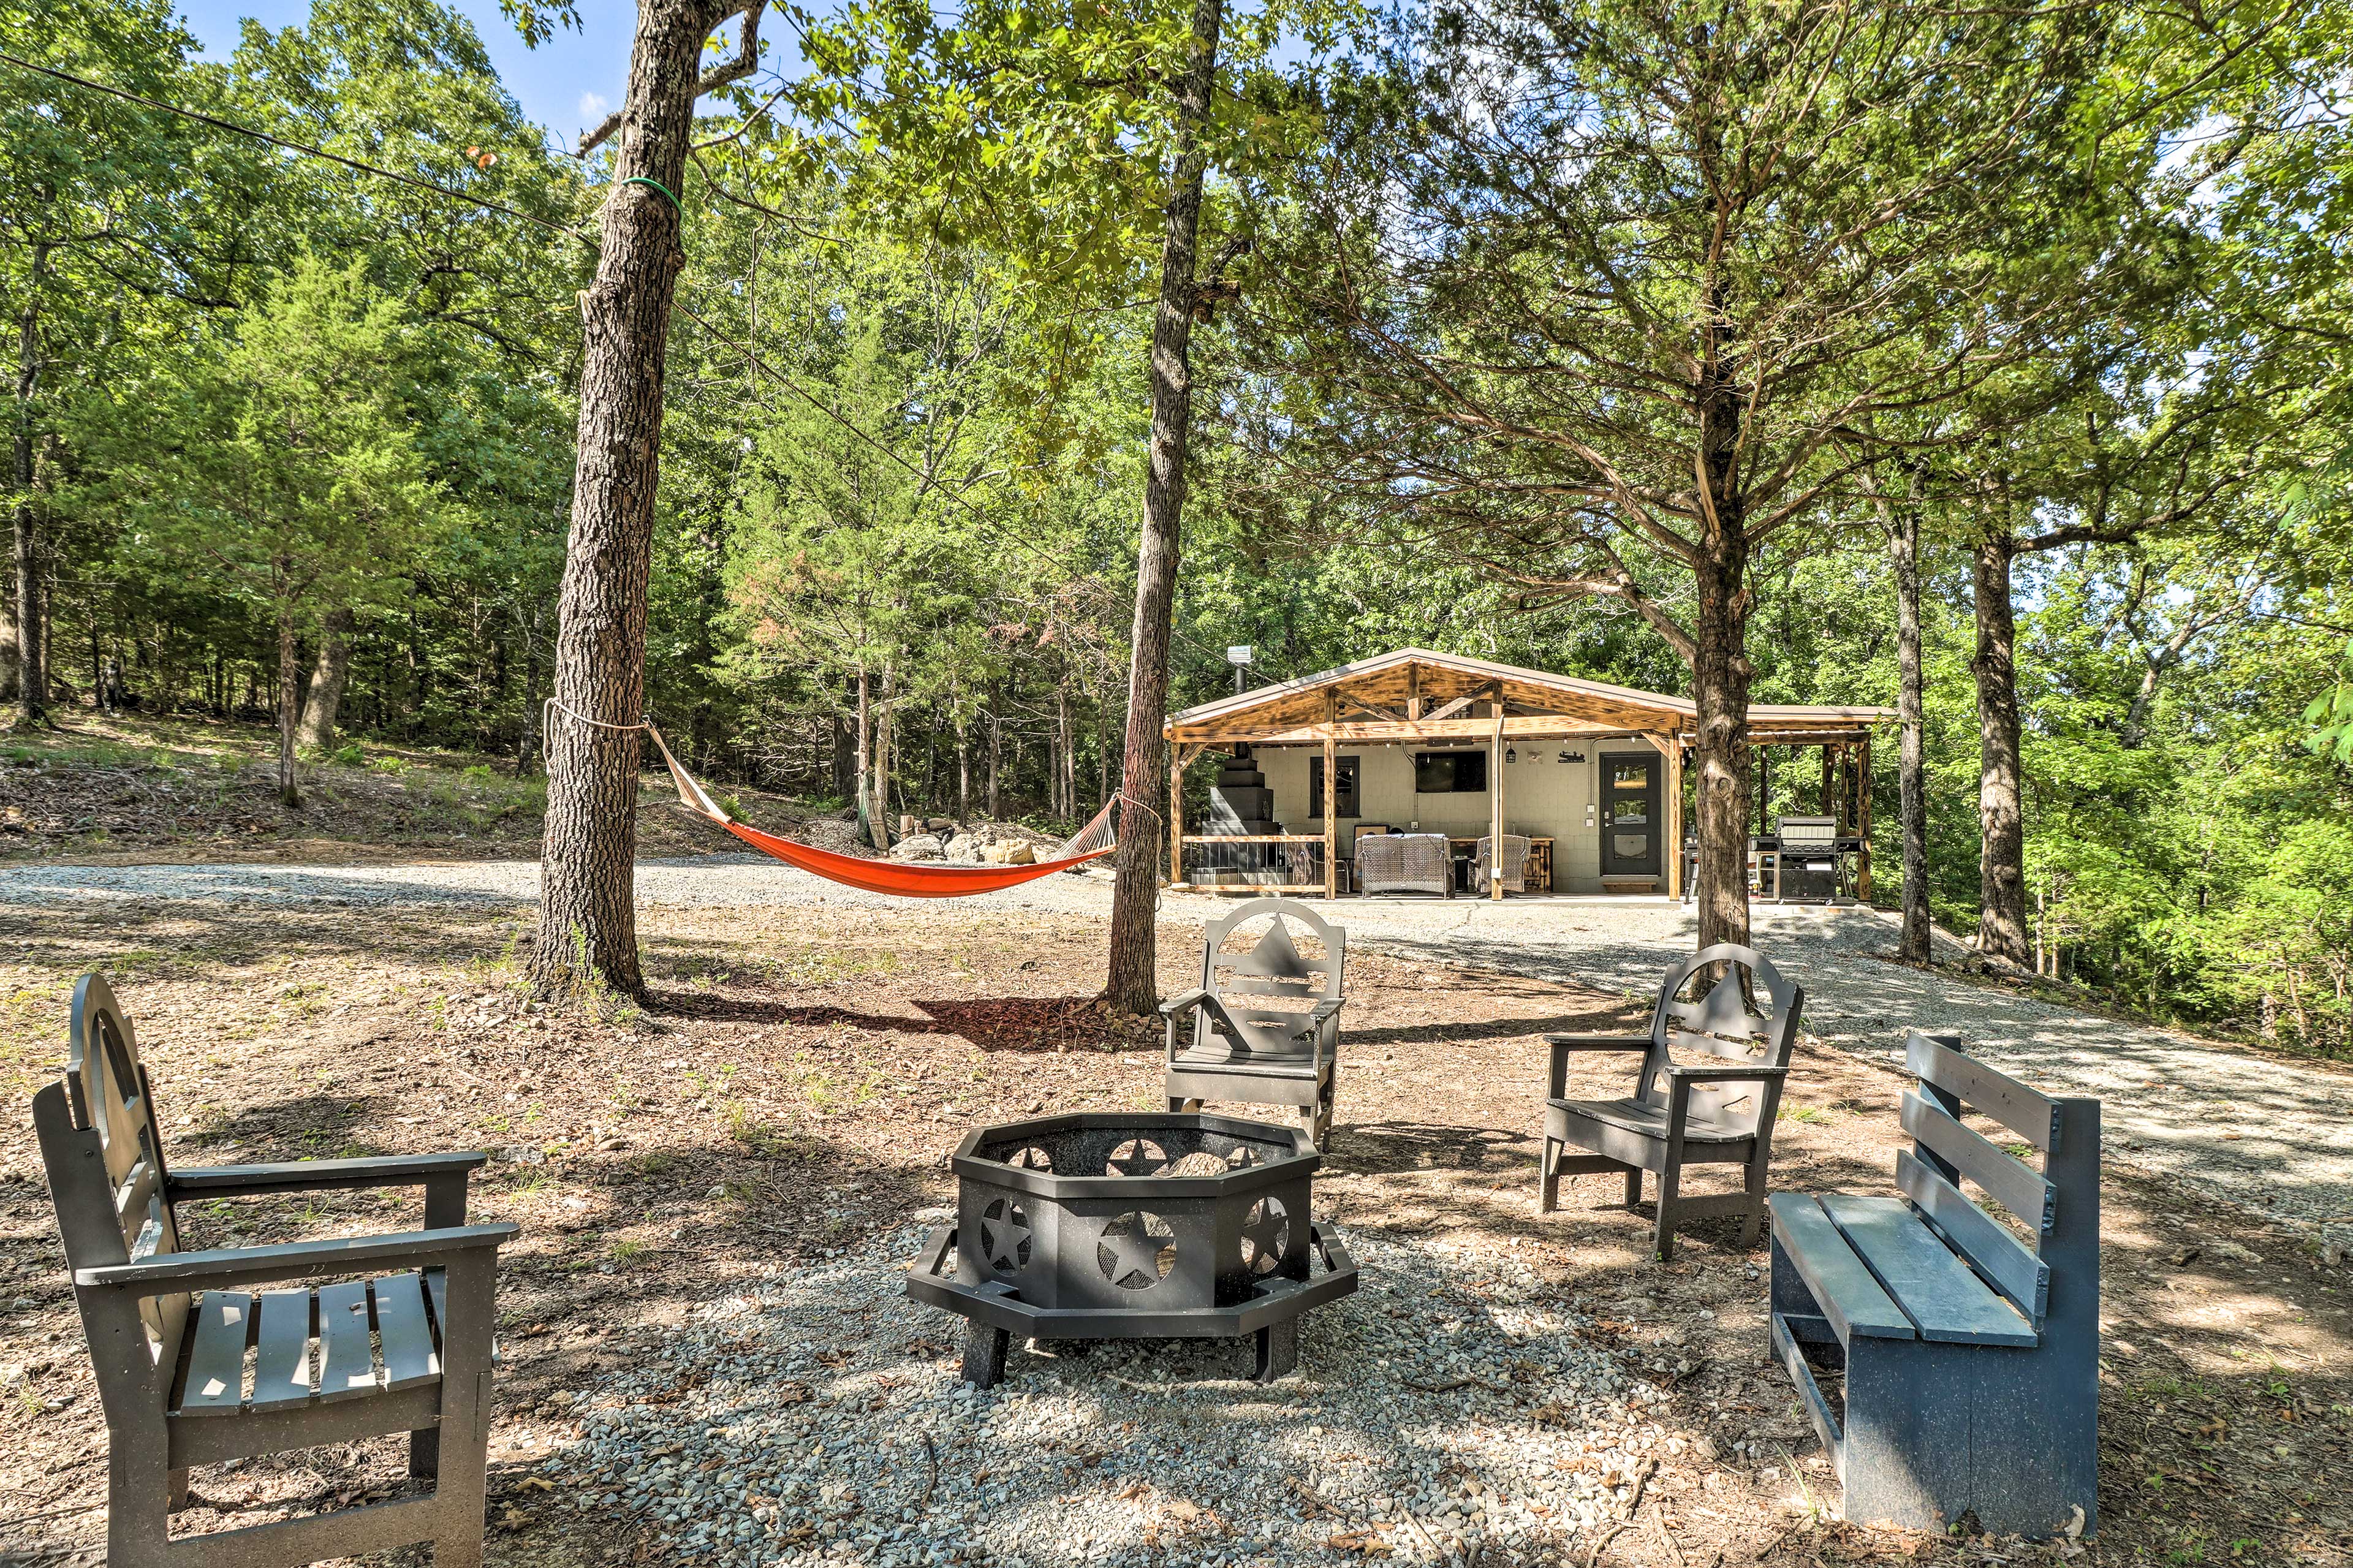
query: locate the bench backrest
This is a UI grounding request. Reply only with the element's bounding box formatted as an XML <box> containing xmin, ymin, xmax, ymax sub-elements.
<box><xmin>34</xmin><ymin>974</ymin><xmax>189</xmax><ymax>1415</ymax></box>
<box><xmin>1896</xmin><ymin>1031</ymin><xmax>2101</xmax><ymax>1334</ymax></box>
<box><xmin>1634</xmin><ymin>944</ymin><xmax>1805</xmax><ymax>1137</ymax></box>
<box><xmin>1194</xmin><ymin>897</ymin><xmax>1346</xmax><ymax>1061</ymax></box>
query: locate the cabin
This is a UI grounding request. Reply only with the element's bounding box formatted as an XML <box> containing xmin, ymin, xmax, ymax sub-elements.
<box><xmin>1163</xmin><ymin>648</ymin><xmax>1895</xmax><ymax>901</ymax></box>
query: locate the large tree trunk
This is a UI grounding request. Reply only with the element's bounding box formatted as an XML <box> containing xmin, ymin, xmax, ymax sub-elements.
<box><xmin>1887</xmin><ymin>481</ymin><xmax>1933</xmax><ymax>963</ymax></box>
<box><xmin>274</xmin><ymin>599</ymin><xmax>301</xmax><ymax>808</ymax></box>
<box><xmin>1055</xmin><ymin>675</ymin><xmax>1075</xmax><ymax>821</ymax></box>
<box><xmin>1688</xmin><ymin>537</ymin><xmax>1752</xmax><ymax>953</ymax></box>
<box><xmin>12</xmin><ymin>246</ymin><xmax>46</xmax><ymax>728</ymax></box>
<box><xmin>1105</xmin><ymin>0</ymin><xmax>1225</xmax><ymax>1015</ymax></box>
<box><xmin>854</xmin><ymin>665</ymin><xmax>873</xmax><ymax>846</ymax></box>
<box><xmin>295</xmin><ymin>606</ymin><xmax>355</xmax><ymax>751</ymax></box>
<box><xmin>1971</xmin><ymin>534</ymin><xmax>2031</xmax><ymax>968</ymax></box>
<box><xmin>873</xmin><ymin>662</ymin><xmax>895</xmax><ymax>844</ymax></box>
<box><xmin>531</xmin><ymin>0</ymin><xmax>718</xmax><ymax>999</ymax></box>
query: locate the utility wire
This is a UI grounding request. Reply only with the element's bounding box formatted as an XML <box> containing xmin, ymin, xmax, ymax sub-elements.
<box><xmin>0</xmin><ymin>48</ymin><xmax>1224</xmax><ymax>664</ymax></box>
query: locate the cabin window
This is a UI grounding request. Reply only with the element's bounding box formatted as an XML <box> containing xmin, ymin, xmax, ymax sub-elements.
<box><xmin>1310</xmin><ymin>756</ymin><xmax>1360</xmax><ymax>819</ymax></box>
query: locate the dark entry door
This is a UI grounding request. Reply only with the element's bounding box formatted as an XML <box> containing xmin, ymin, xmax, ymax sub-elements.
<box><xmin>1600</xmin><ymin>754</ymin><xmax>1661</xmax><ymax>877</ymax></box>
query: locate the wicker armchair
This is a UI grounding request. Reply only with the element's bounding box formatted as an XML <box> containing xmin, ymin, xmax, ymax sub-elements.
<box><xmin>1475</xmin><ymin>833</ymin><xmax>1531</xmax><ymax>895</ymax></box>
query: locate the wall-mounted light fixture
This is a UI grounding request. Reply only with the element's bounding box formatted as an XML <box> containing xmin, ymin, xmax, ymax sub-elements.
<box><xmin>1504</xmin><ymin>746</ymin><xmax>1518</xmax><ymax>763</ymax></box>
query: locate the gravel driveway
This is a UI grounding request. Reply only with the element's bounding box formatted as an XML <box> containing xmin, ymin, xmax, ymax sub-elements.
<box><xmin>13</xmin><ymin>855</ymin><xmax>2351</xmax><ymax>1230</ymax></box>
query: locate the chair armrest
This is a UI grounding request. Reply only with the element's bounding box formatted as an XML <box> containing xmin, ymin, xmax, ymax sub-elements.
<box><xmin>1659</xmin><ymin>1063</ymin><xmax>1790</xmax><ymax>1085</ymax></box>
<box><xmin>1158</xmin><ymin>988</ymin><xmax>1213</xmax><ymax>1020</ymax></box>
<box><xmin>169</xmin><ymin>1151</ymin><xmax>489</xmax><ymax>1198</ymax></box>
<box><xmin>1546</xmin><ymin>1034</ymin><xmax>1649</xmax><ymax>1099</ymax></box>
<box><xmin>1309</xmin><ymin>999</ymin><xmax>1343</xmax><ymax>1023</ymax></box>
<box><xmin>75</xmin><ymin>1224</ymin><xmax>518</xmax><ymax>1295</ymax></box>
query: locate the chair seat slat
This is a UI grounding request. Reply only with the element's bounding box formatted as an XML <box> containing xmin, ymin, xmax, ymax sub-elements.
<box><xmin>373</xmin><ymin>1271</ymin><xmax>441</xmax><ymax>1390</ymax></box>
<box><xmin>178</xmin><ymin>1291</ymin><xmax>253</xmax><ymax>1415</ymax></box>
<box><xmin>316</xmin><ymin>1279</ymin><xmax>381</xmax><ymax>1401</ymax></box>
<box><xmin>249</xmin><ymin>1289</ymin><xmax>317</xmax><ymax>1411</ymax></box>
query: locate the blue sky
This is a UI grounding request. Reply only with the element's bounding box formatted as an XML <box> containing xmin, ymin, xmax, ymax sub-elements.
<box><xmin>175</xmin><ymin>0</ymin><xmax>641</xmax><ymax>151</ymax></box>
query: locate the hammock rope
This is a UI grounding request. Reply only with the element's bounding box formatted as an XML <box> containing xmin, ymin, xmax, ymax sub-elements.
<box><xmin>539</xmin><ymin>701</ymin><xmax>1134</xmax><ymax>899</ymax></box>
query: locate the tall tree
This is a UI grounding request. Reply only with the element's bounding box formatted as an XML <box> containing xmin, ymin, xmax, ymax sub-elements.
<box><xmin>1251</xmin><ymin>0</ymin><xmax>2181</xmax><ymax>951</ymax></box>
<box><xmin>105</xmin><ymin>256</ymin><xmax>432</xmax><ymax>803</ymax></box>
<box><xmin>523</xmin><ymin>0</ymin><xmax>765</xmax><ymax>999</ymax></box>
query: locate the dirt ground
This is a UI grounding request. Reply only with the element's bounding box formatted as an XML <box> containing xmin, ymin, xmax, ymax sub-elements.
<box><xmin>2</xmin><ymin>897</ymin><xmax>2349</xmax><ymax>1567</ymax></box>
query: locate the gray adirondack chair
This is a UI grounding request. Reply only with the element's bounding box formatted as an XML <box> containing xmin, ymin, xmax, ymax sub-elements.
<box><xmin>1538</xmin><ymin>944</ymin><xmax>1804</xmax><ymax>1259</ymax></box>
<box><xmin>1162</xmin><ymin>898</ymin><xmax>1346</xmax><ymax>1146</ymax></box>
<box><xmin>32</xmin><ymin>974</ymin><xmax>516</xmax><ymax>1568</ymax></box>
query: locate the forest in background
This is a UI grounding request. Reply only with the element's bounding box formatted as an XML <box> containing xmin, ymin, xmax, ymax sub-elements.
<box><xmin>4</xmin><ymin>0</ymin><xmax>2352</xmax><ymax>1050</ymax></box>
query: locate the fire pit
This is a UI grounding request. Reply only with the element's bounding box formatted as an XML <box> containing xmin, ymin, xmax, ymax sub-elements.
<box><xmin>907</xmin><ymin>1111</ymin><xmax>1359</xmax><ymax>1386</ymax></box>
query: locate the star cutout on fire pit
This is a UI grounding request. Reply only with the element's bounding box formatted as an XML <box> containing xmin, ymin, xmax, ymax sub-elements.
<box><xmin>1105</xmin><ymin>1138</ymin><xmax>1168</xmax><ymax>1176</ymax></box>
<box><xmin>980</xmin><ymin>1197</ymin><xmax>1032</xmax><ymax>1273</ymax></box>
<box><xmin>1097</xmin><ymin>1211</ymin><xmax>1176</xmax><ymax>1290</ymax></box>
<box><xmin>1240</xmin><ymin>1196</ymin><xmax>1290</xmax><ymax>1274</ymax></box>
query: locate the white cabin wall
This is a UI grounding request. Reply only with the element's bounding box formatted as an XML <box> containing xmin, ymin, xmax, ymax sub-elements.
<box><xmin>1251</xmin><ymin>737</ymin><xmax>1664</xmax><ymax>894</ymax></box>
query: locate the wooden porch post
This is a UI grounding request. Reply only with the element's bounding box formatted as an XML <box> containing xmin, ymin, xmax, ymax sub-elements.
<box><xmin>1169</xmin><ymin>744</ymin><xmax>1197</xmax><ymax>887</ymax></box>
<box><xmin>1664</xmin><ymin>735</ymin><xmax>1684</xmax><ymax>900</ymax></box>
<box><xmin>1857</xmin><ymin>735</ymin><xmax>1875</xmax><ymax>900</ymax></box>
<box><xmin>1322</xmin><ymin>693</ymin><xmax>1338</xmax><ymax>901</ymax></box>
<box><xmin>1490</xmin><ymin>687</ymin><xmax>1506</xmax><ymax>900</ymax></box>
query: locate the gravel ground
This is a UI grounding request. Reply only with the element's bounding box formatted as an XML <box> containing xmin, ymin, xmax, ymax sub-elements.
<box><xmin>12</xmin><ymin>854</ymin><xmax>2350</xmax><ymax>1232</ymax></box>
<box><xmin>543</xmin><ymin>1218</ymin><xmax>1704</xmax><ymax>1568</ymax></box>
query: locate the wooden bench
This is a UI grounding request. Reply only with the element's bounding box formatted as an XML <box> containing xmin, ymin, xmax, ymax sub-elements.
<box><xmin>1768</xmin><ymin>1031</ymin><xmax>2099</xmax><ymax>1539</ymax></box>
<box><xmin>32</xmin><ymin>974</ymin><xmax>517</xmax><ymax>1568</ymax></box>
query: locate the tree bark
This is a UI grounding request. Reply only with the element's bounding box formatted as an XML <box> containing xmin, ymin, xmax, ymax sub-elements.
<box><xmin>1688</xmin><ymin>534</ymin><xmax>1752</xmax><ymax>953</ymax></box>
<box><xmin>1886</xmin><ymin>480</ymin><xmax>1933</xmax><ymax>963</ymax></box>
<box><xmin>1105</xmin><ymin>0</ymin><xmax>1225</xmax><ymax>1014</ymax></box>
<box><xmin>873</xmin><ymin>662</ymin><xmax>895</xmax><ymax>844</ymax></box>
<box><xmin>532</xmin><ymin>0</ymin><xmax>726</xmax><ymax>999</ymax></box>
<box><xmin>854</xmin><ymin>664</ymin><xmax>873</xmax><ymax>846</ymax></box>
<box><xmin>273</xmin><ymin>597</ymin><xmax>301</xmax><ymax>807</ymax></box>
<box><xmin>12</xmin><ymin>243</ymin><xmax>47</xmax><ymax>727</ymax></box>
<box><xmin>1971</xmin><ymin>534</ymin><xmax>2031</xmax><ymax>968</ymax></box>
<box><xmin>295</xmin><ymin>605</ymin><xmax>356</xmax><ymax>751</ymax></box>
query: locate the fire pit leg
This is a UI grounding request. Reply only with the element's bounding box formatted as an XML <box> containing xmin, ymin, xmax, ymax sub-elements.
<box><xmin>1252</xmin><ymin>1318</ymin><xmax>1298</xmax><ymax>1384</ymax></box>
<box><xmin>962</xmin><ymin>1320</ymin><xmax>1010</xmax><ymax>1388</ymax></box>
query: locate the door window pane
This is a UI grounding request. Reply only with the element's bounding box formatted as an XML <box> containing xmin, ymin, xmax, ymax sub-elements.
<box><xmin>1614</xmin><ymin>833</ymin><xmax>1649</xmax><ymax>858</ymax></box>
<box><xmin>1612</xmin><ymin>762</ymin><xmax>1650</xmax><ymax>789</ymax></box>
<box><xmin>1613</xmin><ymin>802</ymin><xmax>1649</xmax><ymax>827</ymax></box>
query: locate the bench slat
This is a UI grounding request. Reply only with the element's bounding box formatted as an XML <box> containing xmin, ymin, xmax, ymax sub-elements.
<box><xmin>316</xmin><ymin>1279</ymin><xmax>380</xmax><ymax>1401</ymax></box>
<box><xmin>250</xmin><ymin>1289</ymin><xmax>317</xmax><ymax>1412</ymax></box>
<box><xmin>179</xmin><ymin>1290</ymin><xmax>252</xmax><ymax>1415</ymax></box>
<box><xmin>1901</xmin><ymin>1092</ymin><xmax>2056</xmax><ymax>1233</ymax></box>
<box><xmin>373</xmin><ymin>1272</ymin><xmax>441</xmax><ymax>1391</ymax></box>
<box><xmin>1895</xmin><ymin>1151</ymin><xmax>2051</xmax><ymax>1327</ymax></box>
<box><xmin>1906</xmin><ymin>1032</ymin><xmax>2061</xmax><ymax>1151</ymax></box>
<box><xmin>1822</xmin><ymin>1194</ymin><xmax>2039</xmax><ymax>1346</ymax></box>
<box><xmin>1767</xmin><ymin>1193</ymin><xmax>1914</xmax><ymax>1340</ymax></box>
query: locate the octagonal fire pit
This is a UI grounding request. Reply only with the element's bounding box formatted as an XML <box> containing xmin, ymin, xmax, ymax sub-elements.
<box><xmin>907</xmin><ymin>1111</ymin><xmax>1358</xmax><ymax>1386</ymax></box>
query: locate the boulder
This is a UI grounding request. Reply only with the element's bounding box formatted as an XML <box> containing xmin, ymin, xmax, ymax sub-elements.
<box><xmin>980</xmin><ymin>840</ymin><xmax>1036</xmax><ymax>866</ymax></box>
<box><xmin>889</xmin><ymin>835</ymin><xmax>945</xmax><ymax>862</ymax></box>
<box><xmin>942</xmin><ymin>833</ymin><xmax>981</xmax><ymax>862</ymax></box>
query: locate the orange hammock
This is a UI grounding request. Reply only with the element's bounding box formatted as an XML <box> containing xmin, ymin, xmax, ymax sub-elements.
<box><xmin>645</xmin><ymin>723</ymin><xmax>1121</xmax><ymax>898</ymax></box>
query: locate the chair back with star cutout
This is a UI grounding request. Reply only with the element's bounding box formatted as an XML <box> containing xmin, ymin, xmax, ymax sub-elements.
<box><xmin>1195</xmin><ymin>898</ymin><xmax>1346</xmax><ymax>1061</ymax></box>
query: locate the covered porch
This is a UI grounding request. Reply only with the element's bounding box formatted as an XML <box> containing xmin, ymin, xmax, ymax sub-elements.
<box><xmin>1162</xmin><ymin>648</ymin><xmax>1894</xmax><ymax>901</ymax></box>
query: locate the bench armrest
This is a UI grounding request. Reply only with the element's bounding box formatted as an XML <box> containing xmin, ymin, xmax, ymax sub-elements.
<box><xmin>1659</xmin><ymin>1062</ymin><xmax>1790</xmax><ymax>1085</ymax></box>
<box><xmin>75</xmin><ymin>1224</ymin><xmax>519</xmax><ymax>1295</ymax></box>
<box><xmin>169</xmin><ymin>1151</ymin><xmax>489</xmax><ymax>1198</ymax></box>
<box><xmin>1545</xmin><ymin>1033</ymin><xmax>1649</xmax><ymax>1097</ymax></box>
